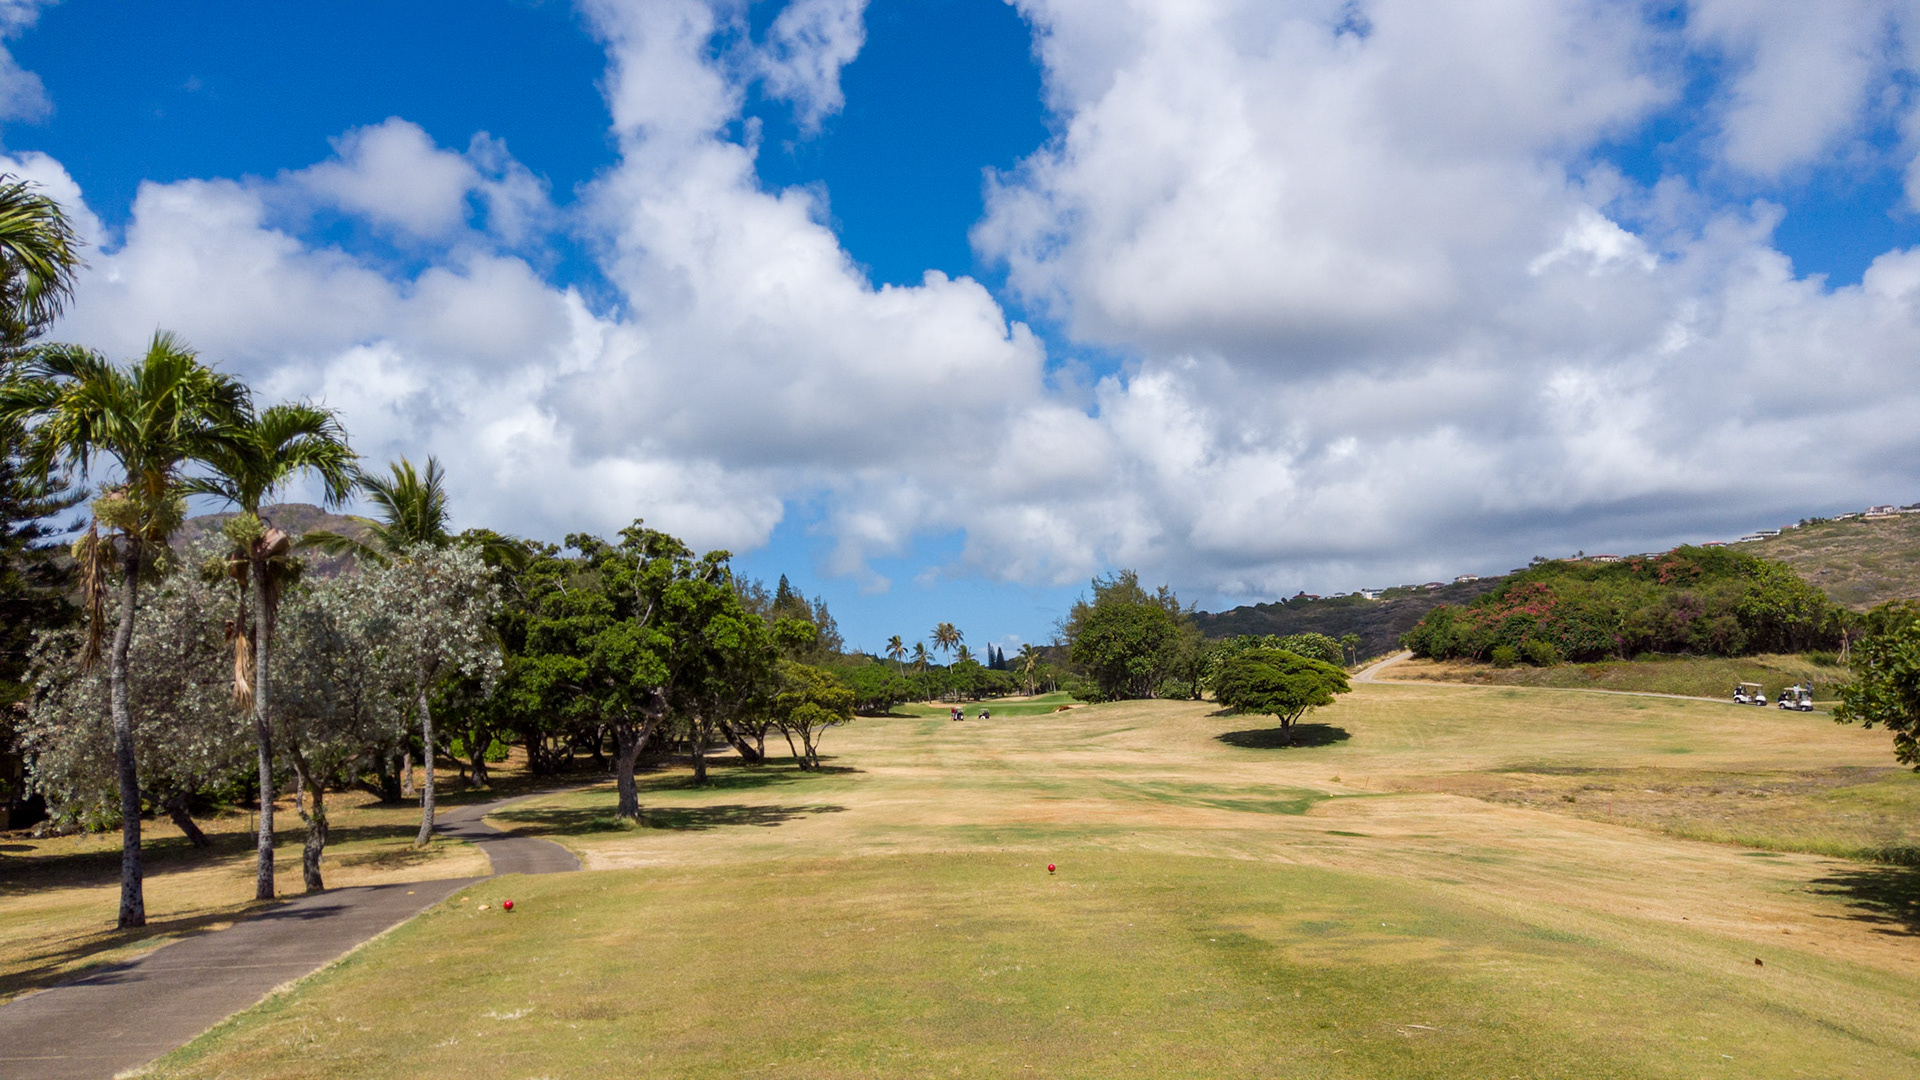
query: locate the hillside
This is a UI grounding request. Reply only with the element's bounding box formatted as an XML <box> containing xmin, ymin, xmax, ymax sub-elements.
<box><xmin>1194</xmin><ymin>577</ymin><xmax>1504</xmax><ymax>659</ymax></box>
<box><xmin>1198</xmin><ymin>510</ymin><xmax>1920</xmax><ymax>657</ymax></box>
<box><xmin>173</xmin><ymin>503</ymin><xmax>376</xmax><ymax>579</ymax></box>
<box><xmin>1739</xmin><ymin>513</ymin><xmax>1920</xmax><ymax>610</ymax></box>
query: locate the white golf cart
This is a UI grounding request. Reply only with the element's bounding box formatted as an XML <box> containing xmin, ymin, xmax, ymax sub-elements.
<box><xmin>1776</xmin><ymin>685</ymin><xmax>1815</xmax><ymax>712</ymax></box>
<box><xmin>1732</xmin><ymin>682</ymin><xmax>1768</xmax><ymax>706</ymax></box>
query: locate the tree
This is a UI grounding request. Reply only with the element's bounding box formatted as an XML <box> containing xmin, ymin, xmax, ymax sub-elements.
<box><xmin>0</xmin><ymin>174</ymin><xmax>86</xmax><ymax>826</ymax></box>
<box><xmin>1340</xmin><ymin>633</ymin><xmax>1363</xmax><ymax>665</ymax></box>
<box><xmin>1017</xmin><ymin>644</ymin><xmax>1042</xmax><ymax>696</ymax></box>
<box><xmin>21</xmin><ymin>550</ymin><xmax>250</xmax><ymax>847</ymax></box>
<box><xmin>1834</xmin><ymin>602</ymin><xmax>1920</xmax><ymax>769</ymax></box>
<box><xmin>911</xmin><ymin>641</ymin><xmax>930</xmax><ymax>673</ymax></box>
<box><xmin>885</xmin><ymin>634</ymin><xmax>906</xmax><ymax>671</ymax></box>
<box><xmin>190</xmin><ymin>401</ymin><xmax>355</xmax><ymax>901</ymax></box>
<box><xmin>1211</xmin><ymin>648</ymin><xmax>1351</xmax><ymax>745</ymax></box>
<box><xmin>1</xmin><ymin>333</ymin><xmax>248</xmax><ymax>927</ymax></box>
<box><xmin>932</xmin><ymin>622</ymin><xmax>961</xmax><ymax>662</ymax></box>
<box><xmin>1063</xmin><ymin>570</ymin><xmax>1190</xmax><ymax>700</ymax></box>
<box><xmin>361</xmin><ymin>544</ymin><xmax>500</xmax><ymax>846</ymax></box>
<box><xmin>773</xmin><ymin>660</ymin><xmax>855</xmax><ymax>769</ymax></box>
<box><xmin>273</xmin><ymin>570</ymin><xmax>412</xmax><ymax>889</ymax></box>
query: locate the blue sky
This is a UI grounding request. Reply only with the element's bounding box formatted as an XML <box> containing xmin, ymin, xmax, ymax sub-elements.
<box><xmin>6</xmin><ymin>1</ymin><xmax>1920</xmax><ymax>655</ymax></box>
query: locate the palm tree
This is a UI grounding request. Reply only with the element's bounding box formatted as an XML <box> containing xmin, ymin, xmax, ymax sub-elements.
<box><xmin>0</xmin><ymin>175</ymin><xmax>83</xmax><ymax>354</ymax></box>
<box><xmin>910</xmin><ymin>641</ymin><xmax>929</xmax><ymax>673</ymax></box>
<box><xmin>190</xmin><ymin>403</ymin><xmax>355</xmax><ymax>899</ymax></box>
<box><xmin>305</xmin><ymin>456</ymin><xmax>450</xmax><ymax>560</ymax></box>
<box><xmin>932</xmin><ymin>622</ymin><xmax>961</xmax><ymax>662</ymax></box>
<box><xmin>955</xmin><ymin>644</ymin><xmax>974</xmax><ymax>665</ymax></box>
<box><xmin>1018</xmin><ymin>644</ymin><xmax>1042</xmax><ymax>696</ymax></box>
<box><xmin>885</xmin><ymin>634</ymin><xmax>905</xmax><ymax>672</ymax></box>
<box><xmin>0</xmin><ymin>332</ymin><xmax>247</xmax><ymax>928</ymax></box>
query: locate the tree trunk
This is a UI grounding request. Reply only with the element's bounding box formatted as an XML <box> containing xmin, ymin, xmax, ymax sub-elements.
<box><xmin>614</xmin><ymin>722</ymin><xmax>643</xmax><ymax>821</ymax></box>
<box><xmin>400</xmin><ymin>749</ymin><xmax>415</xmax><ymax>798</ymax></box>
<box><xmin>109</xmin><ymin>545</ymin><xmax>146</xmax><ymax>928</ymax></box>
<box><xmin>414</xmin><ymin>681</ymin><xmax>436</xmax><ymax>847</ymax></box>
<box><xmin>288</xmin><ymin>750</ymin><xmax>328</xmax><ymax>891</ymax></box>
<box><xmin>718</xmin><ymin>718</ymin><xmax>762</xmax><ymax>764</ymax></box>
<box><xmin>690</xmin><ymin>719</ymin><xmax>708</xmax><ymax>785</ymax></box>
<box><xmin>469</xmin><ymin>739</ymin><xmax>490</xmax><ymax>788</ymax></box>
<box><xmin>162</xmin><ymin>790</ymin><xmax>209</xmax><ymax>848</ymax></box>
<box><xmin>249</xmin><ymin>556</ymin><xmax>275</xmax><ymax>901</ymax></box>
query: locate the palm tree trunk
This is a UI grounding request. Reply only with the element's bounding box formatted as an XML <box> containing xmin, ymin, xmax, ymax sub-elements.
<box><xmin>250</xmin><ymin>555</ymin><xmax>274</xmax><ymax>901</ymax></box>
<box><xmin>110</xmin><ymin>544</ymin><xmax>145</xmax><ymax>929</ymax></box>
<box><xmin>413</xmin><ymin>680</ymin><xmax>435</xmax><ymax>847</ymax></box>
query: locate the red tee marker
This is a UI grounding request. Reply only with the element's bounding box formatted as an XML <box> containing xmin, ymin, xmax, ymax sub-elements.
<box><xmin>1047</xmin><ymin>864</ymin><xmax>1056</xmax><ymax>874</ymax></box>
<box><xmin>502</xmin><ymin>899</ymin><xmax>514</xmax><ymax>911</ymax></box>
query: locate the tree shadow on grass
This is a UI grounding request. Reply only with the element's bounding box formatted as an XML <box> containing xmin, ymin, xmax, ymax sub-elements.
<box><xmin>0</xmin><ymin>906</ymin><xmax>261</xmax><ymax>1003</ymax></box>
<box><xmin>1809</xmin><ymin>862</ymin><xmax>1920</xmax><ymax>936</ymax></box>
<box><xmin>492</xmin><ymin>802</ymin><xmax>847</xmax><ymax>836</ymax></box>
<box><xmin>1216</xmin><ymin>724</ymin><xmax>1352</xmax><ymax>750</ymax></box>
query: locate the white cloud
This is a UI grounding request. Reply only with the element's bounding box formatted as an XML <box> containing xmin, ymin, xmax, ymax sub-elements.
<box><xmin>24</xmin><ymin>0</ymin><xmax>1920</xmax><ymax>608</ymax></box>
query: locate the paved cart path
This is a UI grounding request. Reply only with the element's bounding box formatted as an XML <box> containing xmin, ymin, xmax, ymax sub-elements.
<box><xmin>0</xmin><ymin>791</ymin><xmax>578</xmax><ymax>1080</ymax></box>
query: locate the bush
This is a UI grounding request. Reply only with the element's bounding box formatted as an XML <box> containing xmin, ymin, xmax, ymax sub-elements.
<box><xmin>1490</xmin><ymin>645</ymin><xmax>1519</xmax><ymax>668</ymax></box>
<box><xmin>1520</xmin><ymin>639</ymin><xmax>1561</xmax><ymax>667</ymax></box>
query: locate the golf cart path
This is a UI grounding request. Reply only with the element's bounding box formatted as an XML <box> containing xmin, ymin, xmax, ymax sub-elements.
<box><xmin>0</xmin><ymin>790</ymin><xmax>578</xmax><ymax>1080</ymax></box>
<box><xmin>1356</xmin><ymin>649</ymin><xmax>1736</xmax><ymax>705</ymax></box>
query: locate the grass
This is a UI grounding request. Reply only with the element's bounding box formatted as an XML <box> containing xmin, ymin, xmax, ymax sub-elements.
<box><xmin>1382</xmin><ymin>652</ymin><xmax>1851</xmax><ymax>700</ymax></box>
<box><xmin>1743</xmin><ymin>513</ymin><xmax>1920</xmax><ymax>610</ymax></box>
<box><xmin>0</xmin><ymin>773</ymin><xmax>500</xmax><ymax>1003</ymax></box>
<box><xmin>53</xmin><ymin>682</ymin><xmax>1920</xmax><ymax>1076</ymax></box>
<box><xmin>892</xmin><ymin>690</ymin><xmax>1083</xmax><ymax>718</ymax></box>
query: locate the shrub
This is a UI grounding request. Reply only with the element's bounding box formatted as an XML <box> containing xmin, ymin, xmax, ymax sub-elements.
<box><xmin>1520</xmin><ymin>639</ymin><xmax>1560</xmax><ymax>667</ymax></box>
<box><xmin>1490</xmin><ymin>645</ymin><xmax>1519</xmax><ymax>668</ymax></box>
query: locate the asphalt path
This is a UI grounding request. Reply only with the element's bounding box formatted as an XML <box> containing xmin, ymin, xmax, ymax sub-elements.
<box><xmin>0</xmin><ymin>789</ymin><xmax>577</xmax><ymax>1080</ymax></box>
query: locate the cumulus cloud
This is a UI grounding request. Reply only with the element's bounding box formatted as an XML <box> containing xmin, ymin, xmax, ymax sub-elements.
<box><xmin>24</xmin><ymin>0</ymin><xmax>1920</xmax><ymax>608</ymax></box>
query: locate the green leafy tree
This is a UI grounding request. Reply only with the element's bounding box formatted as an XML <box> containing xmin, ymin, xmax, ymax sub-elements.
<box><xmin>1834</xmin><ymin>602</ymin><xmax>1920</xmax><ymax>769</ymax></box>
<box><xmin>189</xmin><ymin>401</ymin><xmax>355</xmax><ymax>900</ymax></box>
<box><xmin>1</xmin><ymin>333</ymin><xmax>248</xmax><ymax>927</ymax></box>
<box><xmin>1062</xmin><ymin>570</ymin><xmax>1190</xmax><ymax>700</ymax></box>
<box><xmin>1211</xmin><ymin>648</ymin><xmax>1352</xmax><ymax>745</ymax></box>
<box><xmin>773</xmin><ymin>660</ymin><xmax>855</xmax><ymax>769</ymax></box>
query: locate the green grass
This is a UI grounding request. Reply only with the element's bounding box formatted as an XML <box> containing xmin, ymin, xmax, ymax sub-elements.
<box><xmin>147</xmin><ymin>852</ymin><xmax>1920</xmax><ymax>1080</ymax></box>
<box><xmin>1387</xmin><ymin>653</ymin><xmax>1851</xmax><ymax>700</ymax></box>
<box><xmin>61</xmin><ymin>684</ymin><xmax>1920</xmax><ymax>1077</ymax></box>
<box><xmin>893</xmin><ymin>690</ymin><xmax>1082</xmax><ymax>718</ymax></box>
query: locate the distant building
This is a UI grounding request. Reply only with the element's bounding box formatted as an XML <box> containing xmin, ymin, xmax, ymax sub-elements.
<box><xmin>1357</xmin><ymin>589</ymin><xmax>1382</xmax><ymax>600</ymax></box>
<box><xmin>1702</xmin><ymin>541</ymin><xmax>1726</xmax><ymax>547</ymax></box>
<box><xmin>1587</xmin><ymin>555</ymin><xmax>1622</xmax><ymax>563</ymax></box>
<box><xmin>1422</xmin><ymin>582</ymin><xmax>1444</xmax><ymax>590</ymax></box>
<box><xmin>1866</xmin><ymin>505</ymin><xmax>1898</xmax><ymax>518</ymax></box>
<box><xmin>1453</xmin><ymin>574</ymin><xmax>1479</xmax><ymax>583</ymax></box>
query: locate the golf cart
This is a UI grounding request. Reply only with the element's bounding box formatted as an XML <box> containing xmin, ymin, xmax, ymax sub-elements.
<box><xmin>1732</xmin><ymin>682</ymin><xmax>1768</xmax><ymax>706</ymax></box>
<box><xmin>1776</xmin><ymin>685</ymin><xmax>1815</xmax><ymax>712</ymax></box>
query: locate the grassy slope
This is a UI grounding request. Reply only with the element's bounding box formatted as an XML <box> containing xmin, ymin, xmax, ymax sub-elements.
<box><xmin>1383</xmin><ymin>653</ymin><xmax>1852</xmax><ymax>700</ymax></box>
<box><xmin>1744</xmin><ymin>513</ymin><xmax>1920</xmax><ymax>610</ymax></box>
<box><xmin>142</xmin><ymin>686</ymin><xmax>1920</xmax><ymax>1079</ymax></box>
<box><xmin>1195</xmin><ymin>578</ymin><xmax>1503</xmax><ymax>659</ymax></box>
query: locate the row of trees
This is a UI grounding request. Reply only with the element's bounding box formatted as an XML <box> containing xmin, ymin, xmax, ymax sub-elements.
<box><xmin>0</xmin><ymin>178</ymin><xmax>866</xmax><ymax>930</ymax></box>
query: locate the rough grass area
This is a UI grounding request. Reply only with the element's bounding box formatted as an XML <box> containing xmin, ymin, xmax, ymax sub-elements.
<box><xmin>1392</xmin><ymin>765</ymin><xmax>1920</xmax><ymax>864</ymax></box>
<box><xmin>1382</xmin><ymin>653</ymin><xmax>1850</xmax><ymax>700</ymax></box>
<box><xmin>1743</xmin><ymin>512</ymin><xmax>1920</xmax><ymax>610</ymax></box>
<box><xmin>0</xmin><ymin>770</ymin><xmax>506</xmax><ymax>1003</ymax></box>
<box><xmin>124</xmin><ymin>681</ymin><xmax>1920</xmax><ymax>1078</ymax></box>
<box><xmin>146</xmin><ymin>853</ymin><xmax>1920</xmax><ymax>1080</ymax></box>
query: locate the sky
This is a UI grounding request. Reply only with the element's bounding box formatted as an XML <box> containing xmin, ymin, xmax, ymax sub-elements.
<box><xmin>3</xmin><ymin>0</ymin><xmax>1919</xmax><ymax>656</ymax></box>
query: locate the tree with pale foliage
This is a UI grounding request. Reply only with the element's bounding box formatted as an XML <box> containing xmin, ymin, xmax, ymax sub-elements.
<box><xmin>362</xmin><ymin>543</ymin><xmax>500</xmax><ymax>846</ymax></box>
<box><xmin>272</xmin><ymin>571</ymin><xmax>413</xmax><ymax>889</ymax></box>
<box><xmin>21</xmin><ymin>549</ymin><xmax>250</xmax><ymax>848</ymax></box>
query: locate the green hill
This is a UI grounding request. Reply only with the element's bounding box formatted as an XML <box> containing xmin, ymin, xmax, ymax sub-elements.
<box><xmin>1194</xmin><ymin>578</ymin><xmax>1504</xmax><ymax>660</ymax></box>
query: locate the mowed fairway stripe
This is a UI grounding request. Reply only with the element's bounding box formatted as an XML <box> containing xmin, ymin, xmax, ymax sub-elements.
<box><xmin>136</xmin><ymin>852</ymin><xmax>1920</xmax><ymax>1079</ymax></box>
